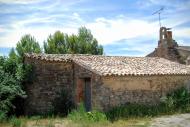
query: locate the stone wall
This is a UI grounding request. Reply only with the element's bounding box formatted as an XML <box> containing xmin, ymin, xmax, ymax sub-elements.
<box><xmin>24</xmin><ymin>58</ymin><xmax>74</xmax><ymax>115</ymax></box>
<box><xmin>147</xmin><ymin>46</ymin><xmax>181</xmax><ymax>63</ymax></box>
<box><xmin>24</xmin><ymin>57</ymin><xmax>190</xmax><ymax>113</ymax></box>
<box><xmin>178</xmin><ymin>49</ymin><xmax>190</xmax><ymax>58</ymax></box>
<box><xmin>177</xmin><ymin>49</ymin><xmax>190</xmax><ymax>65</ymax></box>
<box><xmin>73</xmin><ymin>63</ymin><xmax>103</xmax><ymax>110</ymax></box>
<box><xmin>73</xmin><ymin>63</ymin><xmax>190</xmax><ymax>111</ymax></box>
<box><xmin>96</xmin><ymin>75</ymin><xmax>190</xmax><ymax>111</ymax></box>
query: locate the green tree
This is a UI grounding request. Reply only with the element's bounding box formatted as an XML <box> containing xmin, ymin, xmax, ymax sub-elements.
<box><xmin>0</xmin><ymin>34</ymin><xmax>41</xmax><ymax>119</ymax></box>
<box><xmin>77</xmin><ymin>27</ymin><xmax>93</xmax><ymax>54</ymax></box>
<box><xmin>91</xmin><ymin>39</ymin><xmax>103</xmax><ymax>55</ymax></box>
<box><xmin>9</xmin><ymin>48</ymin><xmax>18</xmax><ymax>61</ymax></box>
<box><xmin>15</xmin><ymin>35</ymin><xmax>39</xmax><ymax>80</ymax></box>
<box><xmin>77</xmin><ymin>27</ymin><xmax>103</xmax><ymax>55</ymax></box>
<box><xmin>44</xmin><ymin>27</ymin><xmax>104</xmax><ymax>55</ymax></box>
<box><xmin>44</xmin><ymin>31</ymin><xmax>68</xmax><ymax>54</ymax></box>
<box><xmin>16</xmin><ymin>34</ymin><xmax>41</xmax><ymax>61</ymax></box>
<box><xmin>0</xmin><ymin>57</ymin><xmax>26</xmax><ymax>118</ymax></box>
<box><xmin>67</xmin><ymin>34</ymin><xmax>78</xmax><ymax>54</ymax></box>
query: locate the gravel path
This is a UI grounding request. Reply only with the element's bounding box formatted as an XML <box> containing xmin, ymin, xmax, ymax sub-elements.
<box><xmin>150</xmin><ymin>113</ymin><xmax>190</xmax><ymax>127</ymax></box>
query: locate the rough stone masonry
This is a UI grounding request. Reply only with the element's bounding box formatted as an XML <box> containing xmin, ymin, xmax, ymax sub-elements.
<box><xmin>24</xmin><ymin>53</ymin><xmax>190</xmax><ymax>114</ymax></box>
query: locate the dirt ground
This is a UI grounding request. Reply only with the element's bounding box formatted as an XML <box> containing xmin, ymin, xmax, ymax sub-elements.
<box><xmin>150</xmin><ymin>113</ymin><xmax>190</xmax><ymax>127</ymax></box>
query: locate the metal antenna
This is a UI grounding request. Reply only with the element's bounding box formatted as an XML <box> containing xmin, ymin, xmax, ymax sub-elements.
<box><xmin>152</xmin><ymin>7</ymin><xmax>164</xmax><ymax>27</ymax></box>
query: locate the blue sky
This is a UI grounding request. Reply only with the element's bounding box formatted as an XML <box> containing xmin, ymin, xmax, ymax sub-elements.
<box><xmin>0</xmin><ymin>0</ymin><xmax>190</xmax><ymax>56</ymax></box>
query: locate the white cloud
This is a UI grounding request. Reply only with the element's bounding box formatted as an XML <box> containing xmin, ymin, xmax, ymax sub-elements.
<box><xmin>0</xmin><ymin>28</ymin><xmax>3</xmax><ymax>33</ymax></box>
<box><xmin>86</xmin><ymin>17</ymin><xmax>158</xmax><ymax>45</ymax></box>
<box><xmin>120</xmin><ymin>44</ymin><xmax>155</xmax><ymax>52</ymax></box>
<box><xmin>174</xmin><ymin>28</ymin><xmax>190</xmax><ymax>38</ymax></box>
<box><xmin>1</xmin><ymin>14</ymin><xmax>189</xmax><ymax>48</ymax></box>
<box><xmin>0</xmin><ymin>12</ymin><xmax>83</xmax><ymax>47</ymax></box>
<box><xmin>0</xmin><ymin>27</ymin><xmax>78</xmax><ymax>47</ymax></box>
<box><xmin>0</xmin><ymin>9</ymin><xmax>190</xmax><ymax>52</ymax></box>
<box><xmin>0</xmin><ymin>0</ymin><xmax>45</xmax><ymax>4</ymax></box>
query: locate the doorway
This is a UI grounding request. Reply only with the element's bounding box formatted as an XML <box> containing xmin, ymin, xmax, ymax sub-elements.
<box><xmin>84</xmin><ymin>78</ymin><xmax>91</xmax><ymax>111</ymax></box>
<box><xmin>76</xmin><ymin>78</ymin><xmax>91</xmax><ymax>111</ymax></box>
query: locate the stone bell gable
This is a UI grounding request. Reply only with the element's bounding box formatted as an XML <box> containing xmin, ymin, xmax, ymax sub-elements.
<box><xmin>147</xmin><ymin>27</ymin><xmax>190</xmax><ymax>65</ymax></box>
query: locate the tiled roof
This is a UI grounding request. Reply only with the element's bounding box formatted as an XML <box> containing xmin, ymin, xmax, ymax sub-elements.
<box><xmin>25</xmin><ymin>53</ymin><xmax>190</xmax><ymax>76</ymax></box>
<box><xmin>25</xmin><ymin>53</ymin><xmax>73</xmax><ymax>62</ymax></box>
<box><xmin>176</xmin><ymin>46</ymin><xmax>190</xmax><ymax>51</ymax></box>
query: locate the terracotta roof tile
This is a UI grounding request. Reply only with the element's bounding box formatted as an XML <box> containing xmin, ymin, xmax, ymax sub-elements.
<box><xmin>177</xmin><ymin>46</ymin><xmax>190</xmax><ymax>51</ymax></box>
<box><xmin>25</xmin><ymin>53</ymin><xmax>190</xmax><ymax>76</ymax></box>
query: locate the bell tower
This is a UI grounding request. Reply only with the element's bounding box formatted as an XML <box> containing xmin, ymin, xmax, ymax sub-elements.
<box><xmin>158</xmin><ymin>27</ymin><xmax>177</xmax><ymax>48</ymax></box>
<box><xmin>147</xmin><ymin>27</ymin><xmax>180</xmax><ymax>62</ymax></box>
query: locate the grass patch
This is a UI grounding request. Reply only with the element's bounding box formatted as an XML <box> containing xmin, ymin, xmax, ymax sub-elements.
<box><xmin>68</xmin><ymin>103</ymin><xmax>108</xmax><ymax>124</ymax></box>
<box><xmin>1</xmin><ymin>86</ymin><xmax>190</xmax><ymax>127</ymax></box>
<box><xmin>9</xmin><ymin>116</ymin><xmax>24</xmax><ymax>127</ymax></box>
<box><xmin>0</xmin><ymin>116</ymin><xmax>150</xmax><ymax>127</ymax></box>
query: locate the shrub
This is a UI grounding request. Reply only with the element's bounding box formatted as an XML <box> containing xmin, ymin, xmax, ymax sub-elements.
<box><xmin>0</xmin><ymin>70</ymin><xmax>26</xmax><ymax>115</ymax></box>
<box><xmin>47</xmin><ymin>119</ymin><xmax>54</xmax><ymax>127</ymax></box>
<box><xmin>53</xmin><ymin>89</ymin><xmax>75</xmax><ymax>116</ymax></box>
<box><xmin>0</xmin><ymin>111</ymin><xmax>7</xmax><ymax>122</ymax></box>
<box><xmin>68</xmin><ymin>103</ymin><xmax>107</xmax><ymax>123</ymax></box>
<box><xmin>0</xmin><ymin>54</ymin><xmax>32</xmax><ymax>117</ymax></box>
<box><xmin>10</xmin><ymin>116</ymin><xmax>22</xmax><ymax>127</ymax></box>
<box><xmin>161</xmin><ymin>87</ymin><xmax>190</xmax><ymax>112</ymax></box>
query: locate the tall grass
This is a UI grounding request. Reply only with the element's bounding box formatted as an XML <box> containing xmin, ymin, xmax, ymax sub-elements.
<box><xmin>10</xmin><ymin>116</ymin><xmax>22</xmax><ymax>127</ymax></box>
<box><xmin>68</xmin><ymin>103</ymin><xmax>108</xmax><ymax>124</ymax></box>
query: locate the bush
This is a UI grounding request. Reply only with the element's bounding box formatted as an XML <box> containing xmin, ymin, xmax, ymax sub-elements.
<box><xmin>0</xmin><ymin>70</ymin><xmax>26</xmax><ymax>115</ymax></box>
<box><xmin>53</xmin><ymin>89</ymin><xmax>75</xmax><ymax>116</ymax></box>
<box><xmin>0</xmin><ymin>111</ymin><xmax>7</xmax><ymax>122</ymax></box>
<box><xmin>0</xmin><ymin>54</ymin><xmax>32</xmax><ymax>117</ymax></box>
<box><xmin>106</xmin><ymin>104</ymin><xmax>158</xmax><ymax>121</ymax></box>
<box><xmin>161</xmin><ymin>87</ymin><xmax>190</xmax><ymax>112</ymax></box>
<box><xmin>10</xmin><ymin>116</ymin><xmax>22</xmax><ymax>127</ymax></box>
<box><xmin>68</xmin><ymin>103</ymin><xmax>107</xmax><ymax>123</ymax></box>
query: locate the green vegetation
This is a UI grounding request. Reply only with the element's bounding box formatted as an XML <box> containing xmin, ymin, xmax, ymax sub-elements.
<box><xmin>1</xmin><ymin>89</ymin><xmax>190</xmax><ymax>127</ymax></box>
<box><xmin>0</xmin><ymin>34</ymin><xmax>41</xmax><ymax>120</ymax></box>
<box><xmin>0</xmin><ymin>56</ymin><xmax>26</xmax><ymax>120</ymax></box>
<box><xmin>0</xmin><ymin>116</ymin><xmax>150</xmax><ymax>127</ymax></box>
<box><xmin>53</xmin><ymin>89</ymin><xmax>75</xmax><ymax>116</ymax></box>
<box><xmin>0</xmin><ymin>104</ymin><xmax>150</xmax><ymax>127</ymax></box>
<box><xmin>0</xmin><ymin>111</ymin><xmax>6</xmax><ymax>122</ymax></box>
<box><xmin>0</xmin><ymin>26</ymin><xmax>190</xmax><ymax>127</ymax></box>
<box><xmin>16</xmin><ymin>34</ymin><xmax>41</xmax><ymax>62</ymax></box>
<box><xmin>68</xmin><ymin>103</ymin><xmax>107</xmax><ymax>123</ymax></box>
<box><xmin>0</xmin><ymin>26</ymin><xmax>103</xmax><ymax>122</ymax></box>
<box><xmin>44</xmin><ymin>27</ymin><xmax>103</xmax><ymax>55</ymax></box>
<box><xmin>10</xmin><ymin>116</ymin><xmax>22</xmax><ymax>127</ymax></box>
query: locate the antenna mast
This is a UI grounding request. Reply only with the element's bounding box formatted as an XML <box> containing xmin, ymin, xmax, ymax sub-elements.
<box><xmin>152</xmin><ymin>7</ymin><xmax>164</xmax><ymax>27</ymax></box>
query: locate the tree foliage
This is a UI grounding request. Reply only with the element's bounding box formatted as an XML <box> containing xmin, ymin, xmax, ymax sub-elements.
<box><xmin>44</xmin><ymin>27</ymin><xmax>103</xmax><ymax>55</ymax></box>
<box><xmin>16</xmin><ymin>34</ymin><xmax>41</xmax><ymax>61</ymax></box>
<box><xmin>0</xmin><ymin>56</ymin><xmax>26</xmax><ymax>117</ymax></box>
<box><xmin>0</xmin><ymin>27</ymin><xmax>103</xmax><ymax>119</ymax></box>
<box><xmin>0</xmin><ymin>34</ymin><xmax>40</xmax><ymax>118</ymax></box>
<box><xmin>44</xmin><ymin>31</ymin><xmax>68</xmax><ymax>54</ymax></box>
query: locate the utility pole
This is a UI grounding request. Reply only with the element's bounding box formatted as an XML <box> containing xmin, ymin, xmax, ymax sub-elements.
<box><xmin>152</xmin><ymin>7</ymin><xmax>164</xmax><ymax>27</ymax></box>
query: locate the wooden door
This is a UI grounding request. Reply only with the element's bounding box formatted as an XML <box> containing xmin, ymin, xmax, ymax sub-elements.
<box><xmin>84</xmin><ymin>78</ymin><xmax>91</xmax><ymax>111</ymax></box>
